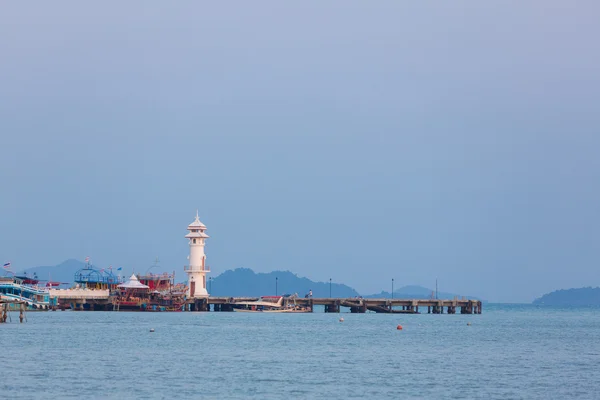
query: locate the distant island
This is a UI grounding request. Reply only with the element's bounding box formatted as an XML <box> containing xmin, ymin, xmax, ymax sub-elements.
<box><xmin>533</xmin><ymin>287</ymin><xmax>600</xmax><ymax>306</ymax></box>
<box><xmin>210</xmin><ymin>268</ymin><xmax>359</xmax><ymax>298</ymax></box>
<box><xmin>16</xmin><ymin>259</ymin><xmax>86</xmax><ymax>283</ymax></box>
<box><xmin>12</xmin><ymin>260</ymin><xmax>476</xmax><ymax>300</ymax></box>
<box><xmin>211</xmin><ymin>269</ymin><xmax>478</xmax><ymax>299</ymax></box>
<box><xmin>364</xmin><ymin>286</ymin><xmax>480</xmax><ymax>301</ymax></box>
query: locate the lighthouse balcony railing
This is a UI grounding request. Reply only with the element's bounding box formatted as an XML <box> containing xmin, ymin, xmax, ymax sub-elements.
<box><xmin>184</xmin><ymin>265</ymin><xmax>211</xmax><ymax>273</ymax></box>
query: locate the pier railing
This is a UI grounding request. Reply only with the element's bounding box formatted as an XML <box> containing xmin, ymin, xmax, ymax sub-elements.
<box><xmin>183</xmin><ymin>265</ymin><xmax>211</xmax><ymax>273</ymax></box>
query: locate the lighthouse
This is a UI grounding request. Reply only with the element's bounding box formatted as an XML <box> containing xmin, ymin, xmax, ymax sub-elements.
<box><xmin>184</xmin><ymin>211</ymin><xmax>210</xmax><ymax>298</ymax></box>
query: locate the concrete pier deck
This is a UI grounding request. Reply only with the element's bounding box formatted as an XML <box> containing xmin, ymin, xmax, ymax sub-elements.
<box><xmin>49</xmin><ymin>292</ymin><xmax>482</xmax><ymax>314</ymax></box>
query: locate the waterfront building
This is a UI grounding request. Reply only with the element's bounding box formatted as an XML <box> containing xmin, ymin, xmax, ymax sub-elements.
<box><xmin>74</xmin><ymin>262</ymin><xmax>122</xmax><ymax>290</ymax></box>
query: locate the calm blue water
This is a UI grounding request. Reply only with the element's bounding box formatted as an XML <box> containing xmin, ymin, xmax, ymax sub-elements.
<box><xmin>1</xmin><ymin>304</ymin><xmax>599</xmax><ymax>399</ymax></box>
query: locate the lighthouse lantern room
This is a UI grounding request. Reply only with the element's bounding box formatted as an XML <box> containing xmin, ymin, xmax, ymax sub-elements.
<box><xmin>185</xmin><ymin>211</ymin><xmax>210</xmax><ymax>298</ymax></box>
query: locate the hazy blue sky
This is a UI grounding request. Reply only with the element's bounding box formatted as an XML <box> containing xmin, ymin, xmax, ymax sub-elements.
<box><xmin>1</xmin><ymin>2</ymin><xmax>599</xmax><ymax>302</ymax></box>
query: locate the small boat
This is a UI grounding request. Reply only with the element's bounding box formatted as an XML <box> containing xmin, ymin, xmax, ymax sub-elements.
<box><xmin>233</xmin><ymin>307</ymin><xmax>310</xmax><ymax>313</ymax></box>
<box><xmin>262</xmin><ymin>307</ymin><xmax>311</xmax><ymax>313</ymax></box>
<box><xmin>233</xmin><ymin>294</ymin><xmax>311</xmax><ymax>313</ymax></box>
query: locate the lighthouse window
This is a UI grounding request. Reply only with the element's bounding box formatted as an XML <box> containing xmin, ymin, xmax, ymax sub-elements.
<box><xmin>193</xmin><ymin>239</ymin><xmax>196</xmax><ymax>244</ymax></box>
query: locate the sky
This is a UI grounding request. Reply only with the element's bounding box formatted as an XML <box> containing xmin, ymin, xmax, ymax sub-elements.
<box><xmin>1</xmin><ymin>1</ymin><xmax>599</xmax><ymax>302</ymax></box>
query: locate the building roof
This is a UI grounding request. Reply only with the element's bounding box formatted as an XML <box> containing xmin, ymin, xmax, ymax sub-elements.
<box><xmin>185</xmin><ymin>231</ymin><xmax>210</xmax><ymax>239</ymax></box>
<box><xmin>118</xmin><ymin>274</ymin><xmax>150</xmax><ymax>289</ymax></box>
<box><xmin>187</xmin><ymin>210</ymin><xmax>207</xmax><ymax>230</ymax></box>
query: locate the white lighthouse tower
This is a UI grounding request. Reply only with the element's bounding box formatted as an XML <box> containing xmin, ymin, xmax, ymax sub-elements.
<box><xmin>185</xmin><ymin>211</ymin><xmax>210</xmax><ymax>298</ymax></box>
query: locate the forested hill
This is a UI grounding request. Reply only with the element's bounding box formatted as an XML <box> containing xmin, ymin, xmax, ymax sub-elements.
<box><xmin>533</xmin><ymin>287</ymin><xmax>600</xmax><ymax>306</ymax></box>
<box><xmin>210</xmin><ymin>268</ymin><xmax>360</xmax><ymax>298</ymax></box>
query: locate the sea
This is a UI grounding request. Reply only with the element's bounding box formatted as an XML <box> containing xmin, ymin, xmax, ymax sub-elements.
<box><xmin>1</xmin><ymin>304</ymin><xmax>599</xmax><ymax>399</ymax></box>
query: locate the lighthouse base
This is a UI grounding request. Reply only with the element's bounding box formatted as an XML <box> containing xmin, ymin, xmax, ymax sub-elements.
<box><xmin>188</xmin><ymin>289</ymin><xmax>209</xmax><ymax>298</ymax></box>
<box><xmin>187</xmin><ymin>298</ymin><xmax>210</xmax><ymax>312</ymax></box>
<box><xmin>187</xmin><ymin>271</ymin><xmax>210</xmax><ymax>298</ymax></box>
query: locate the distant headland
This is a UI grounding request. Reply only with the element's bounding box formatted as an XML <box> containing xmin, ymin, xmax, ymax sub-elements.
<box><xmin>533</xmin><ymin>287</ymin><xmax>600</xmax><ymax>306</ymax></box>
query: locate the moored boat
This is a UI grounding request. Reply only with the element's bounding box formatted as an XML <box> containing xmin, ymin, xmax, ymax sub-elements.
<box><xmin>112</xmin><ymin>269</ymin><xmax>186</xmax><ymax>311</ymax></box>
<box><xmin>0</xmin><ymin>275</ymin><xmax>52</xmax><ymax>310</ymax></box>
<box><xmin>233</xmin><ymin>294</ymin><xmax>311</xmax><ymax>313</ymax></box>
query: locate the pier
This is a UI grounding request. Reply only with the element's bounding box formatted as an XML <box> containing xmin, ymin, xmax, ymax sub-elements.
<box><xmin>0</xmin><ymin>299</ymin><xmax>28</xmax><ymax>323</ymax></box>
<box><xmin>186</xmin><ymin>297</ymin><xmax>483</xmax><ymax>314</ymax></box>
<box><xmin>49</xmin><ymin>293</ymin><xmax>482</xmax><ymax>314</ymax></box>
<box><xmin>49</xmin><ymin>288</ymin><xmax>111</xmax><ymax>310</ymax></box>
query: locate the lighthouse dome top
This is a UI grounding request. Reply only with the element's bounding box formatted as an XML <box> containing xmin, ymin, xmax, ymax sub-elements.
<box><xmin>188</xmin><ymin>210</ymin><xmax>207</xmax><ymax>230</ymax></box>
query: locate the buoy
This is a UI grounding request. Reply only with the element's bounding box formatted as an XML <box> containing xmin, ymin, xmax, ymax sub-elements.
<box><xmin>339</xmin><ymin>317</ymin><xmax>344</xmax><ymax>322</ymax></box>
<box><xmin>397</xmin><ymin>325</ymin><xmax>403</xmax><ymax>330</ymax></box>
<box><xmin>150</xmin><ymin>328</ymin><xmax>155</xmax><ymax>332</ymax></box>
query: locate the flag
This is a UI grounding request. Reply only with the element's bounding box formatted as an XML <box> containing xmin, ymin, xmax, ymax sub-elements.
<box><xmin>2</xmin><ymin>262</ymin><xmax>10</xmax><ymax>269</ymax></box>
<box><xmin>99</xmin><ymin>268</ymin><xmax>105</xmax><ymax>273</ymax></box>
<box><xmin>85</xmin><ymin>256</ymin><xmax>90</xmax><ymax>263</ymax></box>
<box><xmin>117</xmin><ymin>267</ymin><xmax>122</xmax><ymax>271</ymax></box>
